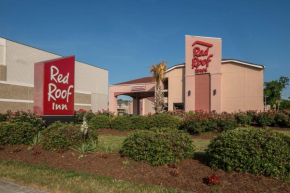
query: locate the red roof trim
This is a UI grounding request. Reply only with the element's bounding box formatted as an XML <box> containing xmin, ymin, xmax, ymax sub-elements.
<box><xmin>192</xmin><ymin>41</ymin><xmax>213</xmax><ymax>47</ymax></box>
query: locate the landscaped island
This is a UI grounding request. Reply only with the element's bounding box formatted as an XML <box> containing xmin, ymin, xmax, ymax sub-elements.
<box><xmin>0</xmin><ymin>109</ymin><xmax>290</xmax><ymax>192</ymax></box>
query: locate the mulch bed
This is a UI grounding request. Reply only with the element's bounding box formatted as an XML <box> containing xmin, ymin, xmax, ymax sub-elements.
<box><xmin>0</xmin><ymin>145</ymin><xmax>289</xmax><ymax>192</ymax></box>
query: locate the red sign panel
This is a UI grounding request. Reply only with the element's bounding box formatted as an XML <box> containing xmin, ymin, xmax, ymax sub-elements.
<box><xmin>191</xmin><ymin>41</ymin><xmax>214</xmax><ymax>74</ymax></box>
<box><xmin>34</xmin><ymin>56</ymin><xmax>75</xmax><ymax>115</ymax></box>
<box><xmin>131</xmin><ymin>85</ymin><xmax>146</xmax><ymax>91</ymax></box>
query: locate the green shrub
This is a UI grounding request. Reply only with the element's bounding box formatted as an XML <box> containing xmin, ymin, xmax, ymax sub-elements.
<box><xmin>120</xmin><ymin>129</ymin><xmax>195</xmax><ymax>166</ymax></box>
<box><xmin>0</xmin><ymin>122</ymin><xmax>39</xmax><ymax>145</ymax></box>
<box><xmin>181</xmin><ymin>112</ymin><xmax>237</xmax><ymax>134</ymax></box>
<box><xmin>147</xmin><ymin>114</ymin><xmax>181</xmax><ymax>129</ymax></box>
<box><xmin>89</xmin><ymin>115</ymin><xmax>111</xmax><ymax>129</ymax></box>
<box><xmin>149</xmin><ymin>127</ymin><xmax>177</xmax><ymax>133</ymax></box>
<box><xmin>246</xmin><ymin>110</ymin><xmax>258</xmax><ymax>123</ymax></box>
<box><xmin>110</xmin><ymin>116</ymin><xmax>133</xmax><ymax>131</ymax></box>
<box><xmin>206</xmin><ymin>128</ymin><xmax>290</xmax><ymax>181</ymax></box>
<box><xmin>130</xmin><ymin>116</ymin><xmax>148</xmax><ymax>130</ymax></box>
<box><xmin>256</xmin><ymin>111</ymin><xmax>275</xmax><ymax>127</ymax></box>
<box><xmin>234</xmin><ymin>112</ymin><xmax>252</xmax><ymax>126</ymax></box>
<box><xmin>217</xmin><ymin>113</ymin><xmax>238</xmax><ymax>132</ymax></box>
<box><xmin>274</xmin><ymin>112</ymin><xmax>290</xmax><ymax>127</ymax></box>
<box><xmin>0</xmin><ymin>113</ymin><xmax>7</xmax><ymax>122</ymax></box>
<box><xmin>74</xmin><ymin>109</ymin><xmax>96</xmax><ymax>124</ymax></box>
<box><xmin>181</xmin><ymin>118</ymin><xmax>204</xmax><ymax>135</ymax></box>
<box><xmin>42</xmin><ymin>122</ymin><xmax>98</xmax><ymax>151</ymax></box>
<box><xmin>6</xmin><ymin>110</ymin><xmax>45</xmax><ymax>129</ymax></box>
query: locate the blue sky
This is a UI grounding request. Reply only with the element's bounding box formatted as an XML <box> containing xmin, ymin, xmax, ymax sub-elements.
<box><xmin>1</xmin><ymin>0</ymin><xmax>290</xmax><ymax>98</ymax></box>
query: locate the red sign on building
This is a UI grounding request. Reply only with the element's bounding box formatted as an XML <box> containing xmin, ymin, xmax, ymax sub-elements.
<box><xmin>131</xmin><ymin>85</ymin><xmax>146</xmax><ymax>91</ymax></box>
<box><xmin>191</xmin><ymin>41</ymin><xmax>214</xmax><ymax>74</ymax></box>
<box><xmin>34</xmin><ymin>56</ymin><xmax>75</xmax><ymax>115</ymax></box>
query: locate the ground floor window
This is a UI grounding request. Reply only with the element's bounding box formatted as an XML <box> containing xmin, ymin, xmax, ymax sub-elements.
<box><xmin>173</xmin><ymin>103</ymin><xmax>184</xmax><ymax>110</ymax></box>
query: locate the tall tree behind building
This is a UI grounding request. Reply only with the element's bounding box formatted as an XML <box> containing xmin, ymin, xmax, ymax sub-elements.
<box><xmin>264</xmin><ymin>76</ymin><xmax>289</xmax><ymax>108</ymax></box>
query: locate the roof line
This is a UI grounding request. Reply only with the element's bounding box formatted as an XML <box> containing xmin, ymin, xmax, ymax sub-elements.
<box><xmin>0</xmin><ymin>36</ymin><xmax>108</xmax><ymax>71</ymax></box>
<box><xmin>221</xmin><ymin>59</ymin><xmax>265</xmax><ymax>69</ymax></box>
<box><xmin>165</xmin><ymin>63</ymin><xmax>185</xmax><ymax>73</ymax></box>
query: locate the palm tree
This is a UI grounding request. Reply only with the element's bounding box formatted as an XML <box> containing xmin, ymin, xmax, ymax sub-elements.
<box><xmin>150</xmin><ymin>61</ymin><xmax>167</xmax><ymax>114</ymax></box>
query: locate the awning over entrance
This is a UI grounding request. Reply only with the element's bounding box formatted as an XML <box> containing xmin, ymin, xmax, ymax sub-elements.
<box><xmin>109</xmin><ymin>77</ymin><xmax>155</xmax><ymax>115</ymax></box>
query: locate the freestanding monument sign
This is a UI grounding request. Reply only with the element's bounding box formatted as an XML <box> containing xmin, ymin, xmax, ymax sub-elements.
<box><xmin>34</xmin><ymin>56</ymin><xmax>75</xmax><ymax>125</ymax></box>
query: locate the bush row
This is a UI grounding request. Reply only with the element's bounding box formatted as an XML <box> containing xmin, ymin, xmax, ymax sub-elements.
<box><xmin>89</xmin><ymin>113</ymin><xmax>181</xmax><ymax>131</ymax></box>
<box><xmin>42</xmin><ymin>121</ymin><xmax>98</xmax><ymax>151</ymax></box>
<box><xmin>206</xmin><ymin>128</ymin><xmax>290</xmax><ymax>181</ymax></box>
<box><xmin>0</xmin><ymin>121</ymin><xmax>98</xmax><ymax>151</ymax></box>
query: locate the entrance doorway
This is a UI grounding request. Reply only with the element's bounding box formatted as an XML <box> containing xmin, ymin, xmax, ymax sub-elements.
<box><xmin>195</xmin><ymin>74</ymin><xmax>210</xmax><ymax>111</ymax></box>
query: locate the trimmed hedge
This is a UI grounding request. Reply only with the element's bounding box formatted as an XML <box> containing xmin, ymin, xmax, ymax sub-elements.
<box><xmin>89</xmin><ymin>115</ymin><xmax>111</xmax><ymax>129</ymax></box>
<box><xmin>0</xmin><ymin>122</ymin><xmax>39</xmax><ymax>145</ymax></box>
<box><xmin>181</xmin><ymin>112</ymin><xmax>237</xmax><ymax>135</ymax></box>
<box><xmin>120</xmin><ymin>129</ymin><xmax>195</xmax><ymax>166</ymax></box>
<box><xmin>130</xmin><ymin>115</ymin><xmax>149</xmax><ymax>130</ymax></box>
<box><xmin>111</xmin><ymin>116</ymin><xmax>133</xmax><ymax>131</ymax></box>
<box><xmin>147</xmin><ymin>114</ymin><xmax>181</xmax><ymax>129</ymax></box>
<box><xmin>74</xmin><ymin>110</ymin><xmax>95</xmax><ymax>124</ymax></box>
<box><xmin>42</xmin><ymin>122</ymin><xmax>98</xmax><ymax>151</ymax></box>
<box><xmin>0</xmin><ymin>113</ymin><xmax>7</xmax><ymax>122</ymax></box>
<box><xmin>234</xmin><ymin>112</ymin><xmax>252</xmax><ymax>126</ymax></box>
<box><xmin>256</xmin><ymin>111</ymin><xmax>276</xmax><ymax>127</ymax></box>
<box><xmin>206</xmin><ymin>128</ymin><xmax>290</xmax><ymax>181</ymax></box>
<box><xmin>6</xmin><ymin>110</ymin><xmax>45</xmax><ymax>129</ymax></box>
<box><xmin>274</xmin><ymin>112</ymin><xmax>290</xmax><ymax>127</ymax></box>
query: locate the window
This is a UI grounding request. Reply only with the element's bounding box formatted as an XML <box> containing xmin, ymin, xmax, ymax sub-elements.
<box><xmin>173</xmin><ymin>103</ymin><xmax>184</xmax><ymax>110</ymax></box>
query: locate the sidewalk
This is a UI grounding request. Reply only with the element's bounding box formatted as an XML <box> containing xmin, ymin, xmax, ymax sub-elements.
<box><xmin>0</xmin><ymin>180</ymin><xmax>48</xmax><ymax>193</ymax></box>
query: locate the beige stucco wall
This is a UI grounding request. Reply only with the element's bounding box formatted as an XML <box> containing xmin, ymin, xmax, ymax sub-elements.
<box><xmin>0</xmin><ymin>82</ymin><xmax>92</xmax><ymax>113</ymax></box>
<box><xmin>221</xmin><ymin>62</ymin><xmax>264</xmax><ymax>112</ymax></box>
<box><xmin>165</xmin><ymin>67</ymin><xmax>185</xmax><ymax>111</ymax></box>
<box><xmin>141</xmin><ymin>98</ymin><xmax>155</xmax><ymax>115</ymax></box>
<box><xmin>0</xmin><ymin>38</ymin><xmax>108</xmax><ymax>113</ymax></box>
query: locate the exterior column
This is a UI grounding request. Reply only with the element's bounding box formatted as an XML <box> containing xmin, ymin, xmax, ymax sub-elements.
<box><xmin>133</xmin><ymin>94</ymin><xmax>140</xmax><ymax>115</ymax></box>
<box><xmin>109</xmin><ymin>92</ymin><xmax>118</xmax><ymax>115</ymax></box>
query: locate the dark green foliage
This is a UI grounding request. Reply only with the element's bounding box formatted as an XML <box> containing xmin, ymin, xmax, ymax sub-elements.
<box><xmin>181</xmin><ymin>118</ymin><xmax>201</xmax><ymax>135</ymax></box>
<box><xmin>149</xmin><ymin>127</ymin><xmax>177</xmax><ymax>133</ymax></box>
<box><xmin>130</xmin><ymin>115</ymin><xmax>149</xmax><ymax>130</ymax></box>
<box><xmin>147</xmin><ymin>113</ymin><xmax>181</xmax><ymax>129</ymax></box>
<box><xmin>74</xmin><ymin>110</ymin><xmax>95</xmax><ymax>124</ymax></box>
<box><xmin>246</xmin><ymin>110</ymin><xmax>258</xmax><ymax>123</ymax></box>
<box><xmin>181</xmin><ymin>112</ymin><xmax>237</xmax><ymax>135</ymax></box>
<box><xmin>0</xmin><ymin>113</ymin><xmax>7</xmax><ymax>122</ymax></box>
<box><xmin>217</xmin><ymin>115</ymin><xmax>238</xmax><ymax>132</ymax></box>
<box><xmin>256</xmin><ymin>111</ymin><xmax>276</xmax><ymax>127</ymax></box>
<box><xmin>6</xmin><ymin>110</ymin><xmax>45</xmax><ymax>129</ymax></box>
<box><xmin>42</xmin><ymin>122</ymin><xmax>98</xmax><ymax>151</ymax></box>
<box><xmin>264</xmin><ymin>76</ymin><xmax>289</xmax><ymax>106</ymax></box>
<box><xmin>0</xmin><ymin>122</ymin><xmax>39</xmax><ymax>145</ymax></box>
<box><xmin>120</xmin><ymin>129</ymin><xmax>195</xmax><ymax>166</ymax></box>
<box><xmin>89</xmin><ymin>115</ymin><xmax>111</xmax><ymax>129</ymax></box>
<box><xmin>234</xmin><ymin>112</ymin><xmax>252</xmax><ymax>126</ymax></box>
<box><xmin>206</xmin><ymin>128</ymin><xmax>290</xmax><ymax>181</ymax></box>
<box><xmin>274</xmin><ymin>112</ymin><xmax>290</xmax><ymax>127</ymax></box>
<box><xmin>111</xmin><ymin>116</ymin><xmax>133</xmax><ymax>131</ymax></box>
<box><xmin>280</xmin><ymin>100</ymin><xmax>290</xmax><ymax>110</ymax></box>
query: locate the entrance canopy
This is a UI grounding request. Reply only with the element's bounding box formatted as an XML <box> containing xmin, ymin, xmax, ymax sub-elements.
<box><xmin>109</xmin><ymin>77</ymin><xmax>155</xmax><ymax>115</ymax></box>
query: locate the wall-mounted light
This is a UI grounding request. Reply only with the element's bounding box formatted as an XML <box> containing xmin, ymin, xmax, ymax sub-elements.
<box><xmin>213</xmin><ymin>89</ymin><xmax>217</xmax><ymax>96</ymax></box>
<box><xmin>188</xmin><ymin>90</ymin><xmax>191</xmax><ymax>96</ymax></box>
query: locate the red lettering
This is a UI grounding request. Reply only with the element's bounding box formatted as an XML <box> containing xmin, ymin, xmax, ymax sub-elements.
<box><xmin>193</xmin><ymin>47</ymin><xmax>200</xmax><ymax>57</ymax></box>
<box><xmin>192</xmin><ymin>41</ymin><xmax>214</xmax><ymax>72</ymax></box>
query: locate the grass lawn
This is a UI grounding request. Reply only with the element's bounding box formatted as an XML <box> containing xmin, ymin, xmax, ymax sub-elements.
<box><xmin>98</xmin><ymin>134</ymin><xmax>211</xmax><ymax>154</ymax></box>
<box><xmin>276</xmin><ymin>130</ymin><xmax>290</xmax><ymax>137</ymax></box>
<box><xmin>0</xmin><ymin>160</ymin><xmax>183</xmax><ymax>193</ymax></box>
<box><xmin>97</xmin><ymin>134</ymin><xmax>127</xmax><ymax>153</ymax></box>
